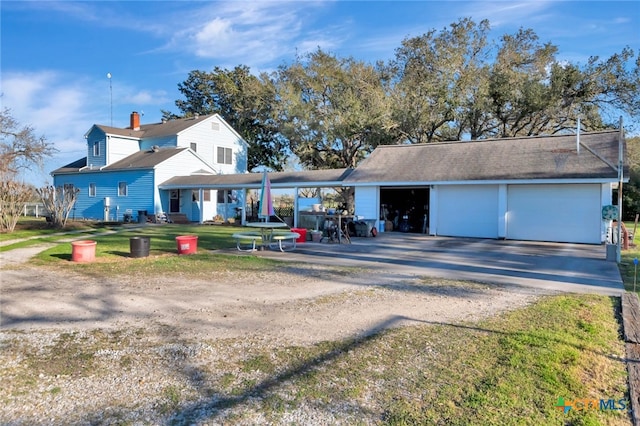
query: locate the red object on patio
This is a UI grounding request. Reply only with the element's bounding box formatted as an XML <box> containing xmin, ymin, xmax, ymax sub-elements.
<box><xmin>291</xmin><ymin>228</ymin><xmax>306</xmax><ymax>243</ymax></box>
<box><xmin>71</xmin><ymin>240</ymin><xmax>97</xmax><ymax>262</ymax></box>
<box><xmin>176</xmin><ymin>235</ymin><xmax>198</xmax><ymax>254</ymax></box>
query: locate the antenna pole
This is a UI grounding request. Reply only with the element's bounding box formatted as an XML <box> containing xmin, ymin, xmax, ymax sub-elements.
<box><xmin>107</xmin><ymin>72</ymin><xmax>113</xmax><ymax>126</ymax></box>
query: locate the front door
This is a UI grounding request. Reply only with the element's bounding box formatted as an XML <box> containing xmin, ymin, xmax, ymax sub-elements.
<box><xmin>170</xmin><ymin>190</ymin><xmax>180</xmax><ymax>213</ymax></box>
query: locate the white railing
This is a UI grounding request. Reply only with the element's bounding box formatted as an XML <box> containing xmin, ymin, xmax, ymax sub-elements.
<box><xmin>22</xmin><ymin>203</ymin><xmax>47</xmax><ymax>217</ymax></box>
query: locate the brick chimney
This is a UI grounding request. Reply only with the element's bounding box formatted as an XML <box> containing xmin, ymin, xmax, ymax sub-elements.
<box><xmin>130</xmin><ymin>111</ymin><xmax>140</xmax><ymax>130</ymax></box>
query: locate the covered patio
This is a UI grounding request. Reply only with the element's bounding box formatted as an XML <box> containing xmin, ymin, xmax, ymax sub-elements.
<box><xmin>159</xmin><ymin>168</ymin><xmax>356</xmax><ymax>228</ymax></box>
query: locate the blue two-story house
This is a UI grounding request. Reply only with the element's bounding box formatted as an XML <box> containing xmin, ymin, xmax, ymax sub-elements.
<box><xmin>52</xmin><ymin>112</ymin><xmax>248</xmax><ymax>222</ymax></box>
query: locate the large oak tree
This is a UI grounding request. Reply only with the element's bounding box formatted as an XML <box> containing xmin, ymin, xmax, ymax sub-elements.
<box><xmin>388</xmin><ymin>18</ymin><xmax>639</xmax><ymax>141</ymax></box>
<box><xmin>165</xmin><ymin>66</ymin><xmax>287</xmax><ymax>171</ymax></box>
<box><xmin>275</xmin><ymin>49</ymin><xmax>393</xmax><ymax>170</ymax></box>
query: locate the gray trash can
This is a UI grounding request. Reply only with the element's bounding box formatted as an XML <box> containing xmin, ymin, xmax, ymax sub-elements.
<box><xmin>138</xmin><ymin>210</ymin><xmax>147</xmax><ymax>223</ymax></box>
<box><xmin>130</xmin><ymin>236</ymin><xmax>150</xmax><ymax>258</ymax></box>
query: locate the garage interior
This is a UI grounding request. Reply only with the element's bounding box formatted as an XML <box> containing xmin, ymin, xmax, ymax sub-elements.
<box><xmin>380</xmin><ymin>187</ymin><xmax>429</xmax><ymax>233</ymax></box>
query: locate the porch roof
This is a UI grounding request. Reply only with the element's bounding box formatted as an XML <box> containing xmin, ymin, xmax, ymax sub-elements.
<box><xmin>159</xmin><ymin>168</ymin><xmax>354</xmax><ymax>190</ymax></box>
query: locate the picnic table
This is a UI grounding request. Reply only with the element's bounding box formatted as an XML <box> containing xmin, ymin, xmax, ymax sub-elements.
<box><xmin>233</xmin><ymin>222</ymin><xmax>299</xmax><ymax>252</ymax></box>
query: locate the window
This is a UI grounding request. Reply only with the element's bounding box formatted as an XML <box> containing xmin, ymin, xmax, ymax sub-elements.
<box><xmin>118</xmin><ymin>181</ymin><xmax>128</xmax><ymax>197</ymax></box>
<box><xmin>93</xmin><ymin>141</ymin><xmax>100</xmax><ymax>157</ymax></box>
<box><xmin>193</xmin><ymin>190</ymin><xmax>211</xmax><ymax>202</ymax></box>
<box><xmin>190</xmin><ymin>142</ymin><xmax>197</xmax><ymax>152</ymax></box>
<box><xmin>89</xmin><ymin>183</ymin><xmax>96</xmax><ymax>197</ymax></box>
<box><xmin>217</xmin><ymin>190</ymin><xmax>230</xmax><ymax>203</ymax></box>
<box><xmin>217</xmin><ymin>147</ymin><xmax>232</xmax><ymax>165</ymax></box>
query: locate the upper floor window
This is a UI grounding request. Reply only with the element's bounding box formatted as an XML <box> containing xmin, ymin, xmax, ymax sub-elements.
<box><xmin>89</xmin><ymin>183</ymin><xmax>96</xmax><ymax>197</ymax></box>
<box><xmin>118</xmin><ymin>181</ymin><xmax>128</xmax><ymax>197</ymax></box>
<box><xmin>93</xmin><ymin>141</ymin><xmax>100</xmax><ymax>157</ymax></box>
<box><xmin>217</xmin><ymin>147</ymin><xmax>232</xmax><ymax>165</ymax></box>
<box><xmin>190</xmin><ymin>142</ymin><xmax>197</xmax><ymax>152</ymax></box>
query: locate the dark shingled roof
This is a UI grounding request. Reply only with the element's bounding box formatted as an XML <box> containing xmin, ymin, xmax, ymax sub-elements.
<box><xmin>160</xmin><ymin>168</ymin><xmax>354</xmax><ymax>189</ymax></box>
<box><xmin>344</xmin><ymin>130</ymin><xmax>625</xmax><ymax>184</ymax></box>
<box><xmin>52</xmin><ymin>148</ymin><xmax>188</xmax><ymax>174</ymax></box>
<box><xmin>52</xmin><ymin>157</ymin><xmax>87</xmax><ymax>174</ymax></box>
<box><xmin>103</xmin><ymin>147</ymin><xmax>188</xmax><ymax>170</ymax></box>
<box><xmin>95</xmin><ymin>114</ymin><xmax>216</xmax><ymax>139</ymax></box>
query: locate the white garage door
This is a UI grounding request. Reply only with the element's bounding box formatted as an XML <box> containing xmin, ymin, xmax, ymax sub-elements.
<box><xmin>507</xmin><ymin>184</ymin><xmax>601</xmax><ymax>244</ymax></box>
<box><xmin>437</xmin><ymin>185</ymin><xmax>499</xmax><ymax>238</ymax></box>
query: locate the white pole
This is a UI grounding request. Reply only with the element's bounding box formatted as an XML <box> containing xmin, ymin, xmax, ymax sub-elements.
<box><xmin>107</xmin><ymin>73</ymin><xmax>113</xmax><ymax>126</ymax></box>
<box><xmin>617</xmin><ymin>116</ymin><xmax>624</xmax><ymax>263</ymax></box>
<box><xmin>576</xmin><ymin>117</ymin><xmax>580</xmax><ymax>154</ymax></box>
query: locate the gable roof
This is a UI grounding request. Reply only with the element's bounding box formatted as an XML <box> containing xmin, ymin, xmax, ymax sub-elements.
<box><xmin>160</xmin><ymin>168</ymin><xmax>354</xmax><ymax>190</ymax></box>
<box><xmin>92</xmin><ymin>113</ymin><xmax>247</xmax><ymax>146</ymax></box>
<box><xmin>51</xmin><ymin>147</ymin><xmax>189</xmax><ymax>174</ymax></box>
<box><xmin>344</xmin><ymin>130</ymin><xmax>626</xmax><ymax>185</ymax></box>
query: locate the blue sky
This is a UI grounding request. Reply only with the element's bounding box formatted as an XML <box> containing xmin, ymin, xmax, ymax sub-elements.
<box><xmin>2</xmin><ymin>1</ymin><xmax>639</xmax><ymax>185</ymax></box>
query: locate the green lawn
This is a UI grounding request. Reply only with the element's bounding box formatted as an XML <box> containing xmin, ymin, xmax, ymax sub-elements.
<box><xmin>619</xmin><ymin>221</ymin><xmax>640</xmax><ymax>295</ymax></box>
<box><xmin>281</xmin><ymin>293</ymin><xmax>629</xmax><ymax>425</ymax></box>
<box><xmin>22</xmin><ymin>223</ymin><xmax>285</xmax><ymax>277</ymax></box>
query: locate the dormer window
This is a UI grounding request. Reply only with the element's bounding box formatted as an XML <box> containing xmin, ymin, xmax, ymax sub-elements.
<box><xmin>93</xmin><ymin>141</ymin><xmax>100</xmax><ymax>157</ymax></box>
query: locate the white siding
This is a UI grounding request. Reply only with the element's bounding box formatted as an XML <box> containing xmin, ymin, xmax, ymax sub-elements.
<box><xmin>107</xmin><ymin>135</ymin><xmax>140</xmax><ymax>165</ymax></box>
<box><xmin>177</xmin><ymin>116</ymin><xmax>248</xmax><ymax>174</ymax></box>
<box><xmin>435</xmin><ymin>185</ymin><xmax>499</xmax><ymax>238</ymax></box>
<box><xmin>154</xmin><ymin>150</ymin><xmax>217</xmax><ymax>220</ymax></box>
<box><xmin>506</xmin><ymin>184</ymin><xmax>601</xmax><ymax>244</ymax></box>
<box><xmin>354</xmin><ymin>186</ymin><xmax>379</xmax><ymax>226</ymax></box>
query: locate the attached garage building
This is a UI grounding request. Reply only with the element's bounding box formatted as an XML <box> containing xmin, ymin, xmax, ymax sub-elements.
<box><xmin>345</xmin><ymin>130</ymin><xmax>627</xmax><ymax>244</ymax></box>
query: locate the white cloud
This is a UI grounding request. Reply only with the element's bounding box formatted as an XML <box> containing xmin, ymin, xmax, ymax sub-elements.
<box><xmin>124</xmin><ymin>90</ymin><xmax>170</xmax><ymax>106</ymax></box>
<box><xmin>2</xmin><ymin>71</ymin><xmax>94</xmax><ymax>152</ymax></box>
<box><xmin>2</xmin><ymin>71</ymin><xmax>106</xmax><ymax>184</ymax></box>
<box><xmin>160</xmin><ymin>1</ymin><xmax>345</xmax><ymax>69</ymax></box>
<box><xmin>458</xmin><ymin>1</ymin><xmax>554</xmax><ymax>28</ymax></box>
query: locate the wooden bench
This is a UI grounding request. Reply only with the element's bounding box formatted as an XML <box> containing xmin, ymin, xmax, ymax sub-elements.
<box><xmin>269</xmin><ymin>232</ymin><xmax>300</xmax><ymax>252</ymax></box>
<box><xmin>232</xmin><ymin>233</ymin><xmax>263</xmax><ymax>252</ymax></box>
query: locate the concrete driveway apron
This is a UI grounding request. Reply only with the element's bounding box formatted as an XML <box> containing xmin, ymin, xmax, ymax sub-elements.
<box><xmin>259</xmin><ymin>233</ymin><xmax>624</xmax><ymax>296</ymax></box>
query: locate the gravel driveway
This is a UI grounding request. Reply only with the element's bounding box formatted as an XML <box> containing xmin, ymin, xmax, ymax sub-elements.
<box><xmin>0</xmin><ymin>233</ymin><xmax>615</xmax><ymax>424</ymax></box>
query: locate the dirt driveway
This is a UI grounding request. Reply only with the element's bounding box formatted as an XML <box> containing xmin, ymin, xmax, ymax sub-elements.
<box><xmin>0</xmin><ymin>233</ymin><xmax>626</xmax><ymax>425</ymax></box>
<box><xmin>0</xmin><ymin>233</ymin><xmax>620</xmax><ymax>344</ymax></box>
<box><xmin>1</xmin><ymin>263</ymin><xmax>543</xmax><ymax>346</ymax></box>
